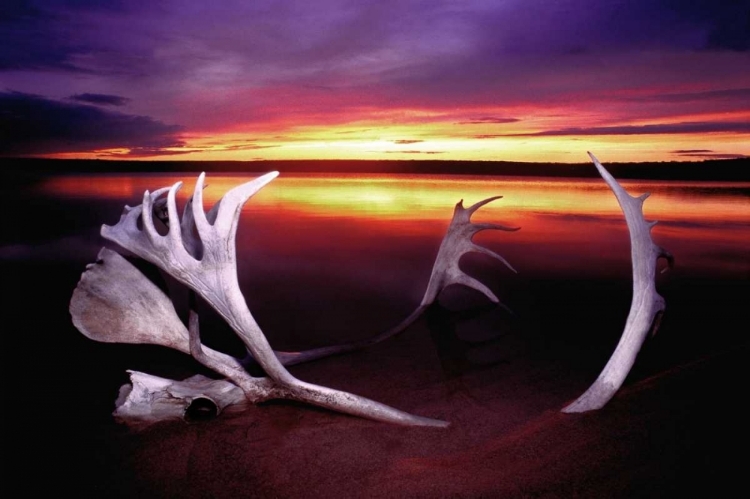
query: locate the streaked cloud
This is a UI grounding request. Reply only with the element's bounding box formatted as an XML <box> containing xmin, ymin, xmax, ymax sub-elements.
<box><xmin>69</xmin><ymin>93</ymin><xmax>131</xmax><ymax>106</ymax></box>
<box><xmin>97</xmin><ymin>148</ymin><xmax>195</xmax><ymax>158</ymax></box>
<box><xmin>384</xmin><ymin>150</ymin><xmax>444</xmax><ymax>154</ymax></box>
<box><xmin>0</xmin><ymin>91</ymin><xmax>184</xmax><ymax>156</ymax></box>
<box><xmin>627</xmin><ymin>88</ymin><xmax>750</xmax><ymax>103</ymax></box>
<box><xmin>671</xmin><ymin>150</ymin><xmax>747</xmax><ymax>159</ymax></box>
<box><xmin>457</xmin><ymin>117</ymin><xmax>520</xmax><ymax>125</ymax></box>
<box><xmin>219</xmin><ymin>144</ymin><xmax>279</xmax><ymax>151</ymax></box>
<box><xmin>507</xmin><ymin>121</ymin><xmax>750</xmax><ymax>137</ymax></box>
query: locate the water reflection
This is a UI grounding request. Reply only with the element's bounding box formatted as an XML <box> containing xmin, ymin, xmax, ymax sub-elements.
<box><xmin>35</xmin><ymin>173</ymin><xmax>749</xmax><ymax>279</ymax></box>
<box><xmin>12</xmin><ymin>171</ymin><xmax>748</xmax><ymax>366</ymax></box>
<box><xmin>38</xmin><ymin>172</ymin><xmax>749</xmax><ymax>220</ymax></box>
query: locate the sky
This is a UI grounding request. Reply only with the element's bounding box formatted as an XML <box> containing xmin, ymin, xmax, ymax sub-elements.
<box><xmin>1</xmin><ymin>0</ymin><xmax>749</xmax><ymax>163</ymax></box>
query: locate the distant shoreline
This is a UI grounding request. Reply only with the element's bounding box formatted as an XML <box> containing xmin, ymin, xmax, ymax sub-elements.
<box><xmin>3</xmin><ymin>157</ymin><xmax>749</xmax><ymax>182</ymax></box>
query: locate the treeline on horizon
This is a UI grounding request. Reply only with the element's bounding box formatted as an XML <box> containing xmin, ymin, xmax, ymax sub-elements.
<box><xmin>4</xmin><ymin>157</ymin><xmax>749</xmax><ymax>182</ymax></box>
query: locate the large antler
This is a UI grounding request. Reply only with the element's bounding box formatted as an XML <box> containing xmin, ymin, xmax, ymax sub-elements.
<box><xmin>562</xmin><ymin>153</ymin><xmax>673</xmax><ymax>413</ymax></box>
<box><xmin>274</xmin><ymin>196</ymin><xmax>519</xmax><ymax>366</ymax></box>
<box><xmin>89</xmin><ymin>172</ymin><xmax>447</xmax><ymax>427</ymax></box>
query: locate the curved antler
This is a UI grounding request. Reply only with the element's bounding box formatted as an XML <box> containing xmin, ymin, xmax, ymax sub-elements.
<box><xmin>423</xmin><ymin>196</ymin><xmax>519</xmax><ymax>306</ymax></box>
<box><xmin>273</xmin><ymin>195</ymin><xmax>519</xmax><ymax>366</ymax></box>
<box><xmin>562</xmin><ymin>153</ymin><xmax>674</xmax><ymax>413</ymax></box>
<box><xmin>94</xmin><ymin>172</ymin><xmax>447</xmax><ymax>427</ymax></box>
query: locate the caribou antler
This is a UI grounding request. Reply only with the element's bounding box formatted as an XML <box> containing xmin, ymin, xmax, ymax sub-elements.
<box><xmin>275</xmin><ymin>196</ymin><xmax>519</xmax><ymax>366</ymax></box>
<box><xmin>562</xmin><ymin>153</ymin><xmax>673</xmax><ymax>413</ymax></box>
<box><xmin>78</xmin><ymin>172</ymin><xmax>447</xmax><ymax>427</ymax></box>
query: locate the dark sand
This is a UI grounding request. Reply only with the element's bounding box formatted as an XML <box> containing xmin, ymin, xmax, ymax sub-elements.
<box><xmin>5</xmin><ymin>256</ymin><xmax>748</xmax><ymax>498</ymax></box>
<box><xmin>3</xmin><ymin>168</ymin><xmax>748</xmax><ymax>497</ymax></box>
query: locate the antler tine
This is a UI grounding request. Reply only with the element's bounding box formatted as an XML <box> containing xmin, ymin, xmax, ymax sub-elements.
<box><xmin>214</xmin><ymin>171</ymin><xmax>279</xmax><ymax>241</ymax></box>
<box><xmin>141</xmin><ymin>186</ymin><xmax>173</xmax><ymax>245</ymax></box>
<box><xmin>166</xmin><ymin>181</ymin><xmax>183</xmax><ymax>247</ymax></box>
<box><xmin>471</xmin><ymin>222</ymin><xmax>521</xmax><ymax>233</ymax></box>
<box><xmin>659</xmin><ymin>246</ymin><xmax>675</xmax><ymax>273</ymax></box>
<box><xmin>469</xmin><ymin>242</ymin><xmax>517</xmax><ymax>274</ymax></box>
<box><xmin>189</xmin><ymin>172</ymin><xmax>278</xmax><ymax>260</ymax></box>
<box><xmin>452</xmin><ymin>272</ymin><xmax>500</xmax><ymax>304</ymax></box>
<box><xmin>562</xmin><ymin>152</ymin><xmax>673</xmax><ymax>413</ymax></box>
<box><xmin>466</xmin><ymin>196</ymin><xmax>521</xmax><ymax>233</ymax></box>
<box><xmin>466</xmin><ymin>195</ymin><xmax>503</xmax><ymax>215</ymax></box>
<box><xmin>104</xmin><ymin>188</ymin><xmax>172</xmax><ymax>260</ymax></box>
<box><xmin>191</xmin><ymin>172</ymin><xmax>213</xmax><ymax>245</ymax></box>
<box><xmin>180</xmin><ymin>200</ymin><xmax>217</xmax><ymax>257</ymax></box>
<box><xmin>180</xmin><ymin>195</ymin><xmax>202</xmax><ymax>258</ymax></box>
<box><xmin>589</xmin><ymin>151</ymin><xmax>628</xmax><ymax>201</ymax></box>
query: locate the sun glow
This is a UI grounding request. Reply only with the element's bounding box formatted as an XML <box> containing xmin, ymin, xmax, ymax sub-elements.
<box><xmin>39</xmin><ymin>173</ymin><xmax>750</xmax><ymax>224</ymax></box>
<box><xmin>190</xmin><ymin>126</ymin><xmax>750</xmax><ymax>162</ymax></box>
<box><xmin>34</xmin><ymin>100</ymin><xmax>749</xmax><ymax>162</ymax></box>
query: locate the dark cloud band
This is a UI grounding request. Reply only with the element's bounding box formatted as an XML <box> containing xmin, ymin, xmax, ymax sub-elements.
<box><xmin>506</xmin><ymin>121</ymin><xmax>750</xmax><ymax>137</ymax></box>
<box><xmin>457</xmin><ymin>117</ymin><xmax>520</xmax><ymax>125</ymax></box>
<box><xmin>69</xmin><ymin>93</ymin><xmax>131</xmax><ymax>106</ymax></box>
<box><xmin>0</xmin><ymin>91</ymin><xmax>184</xmax><ymax>156</ymax></box>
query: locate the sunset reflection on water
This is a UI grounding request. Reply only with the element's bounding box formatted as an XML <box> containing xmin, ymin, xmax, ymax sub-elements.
<box><xmin>37</xmin><ymin>172</ymin><xmax>750</xmax><ymax>278</ymax></box>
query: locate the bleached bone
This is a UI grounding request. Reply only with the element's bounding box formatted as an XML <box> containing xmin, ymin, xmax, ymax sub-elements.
<box><xmin>71</xmin><ymin>247</ymin><xmax>441</xmax><ymax>427</ymax></box>
<box><xmin>70</xmin><ymin>247</ymin><xmax>272</xmax><ymax>399</ymax></box>
<box><xmin>562</xmin><ymin>153</ymin><xmax>673</xmax><ymax>413</ymax></box>
<box><xmin>114</xmin><ymin>371</ymin><xmax>247</xmax><ymax>426</ymax></box>
<box><xmin>275</xmin><ymin>196</ymin><xmax>519</xmax><ymax>366</ymax></box>
<box><xmin>73</xmin><ymin>186</ymin><xmax>517</xmax><ymax>425</ymax></box>
<box><xmin>89</xmin><ymin>172</ymin><xmax>447</xmax><ymax>427</ymax></box>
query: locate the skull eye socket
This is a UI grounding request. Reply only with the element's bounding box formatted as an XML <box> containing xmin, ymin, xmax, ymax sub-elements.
<box><xmin>185</xmin><ymin>397</ymin><xmax>218</xmax><ymax>422</ymax></box>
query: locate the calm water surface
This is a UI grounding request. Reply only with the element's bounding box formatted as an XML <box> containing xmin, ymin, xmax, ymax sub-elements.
<box><xmin>5</xmin><ymin>172</ymin><xmax>748</xmax><ymax>350</ymax></box>
<box><xmin>31</xmin><ymin>172</ymin><xmax>749</xmax><ymax>274</ymax></box>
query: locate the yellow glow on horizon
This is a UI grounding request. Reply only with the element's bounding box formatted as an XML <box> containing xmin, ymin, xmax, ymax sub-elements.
<box><xmin>151</xmin><ymin>131</ymin><xmax>747</xmax><ymax>164</ymax></box>
<box><xmin>36</xmin><ymin>108</ymin><xmax>750</xmax><ymax>163</ymax></box>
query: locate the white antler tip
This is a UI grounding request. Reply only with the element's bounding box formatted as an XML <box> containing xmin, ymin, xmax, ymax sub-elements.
<box><xmin>261</xmin><ymin>170</ymin><xmax>280</xmax><ymax>185</ymax></box>
<box><xmin>194</xmin><ymin>172</ymin><xmax>207</xmax><ymax>195</ymax></box>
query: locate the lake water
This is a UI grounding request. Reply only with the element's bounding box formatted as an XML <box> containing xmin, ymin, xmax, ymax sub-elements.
<box><xmin>19</xmin><ymin>172</ymin><xmax>749</xmax><ymax>277</ymax></box>
<box><xmin>3</xmin><ymin>172</ymin><xmax>748</xmax><ymax>361</ymax></box>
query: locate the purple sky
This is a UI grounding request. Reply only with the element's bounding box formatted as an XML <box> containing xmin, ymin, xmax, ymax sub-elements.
<box><xmin>2</xmin><ymin>0</ymin><xmax>749</xmax><ymax>162</ymax></box>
